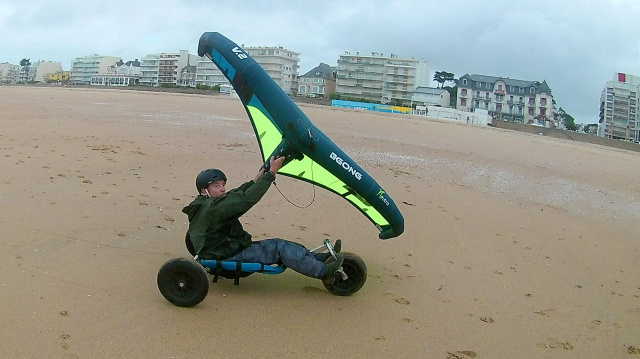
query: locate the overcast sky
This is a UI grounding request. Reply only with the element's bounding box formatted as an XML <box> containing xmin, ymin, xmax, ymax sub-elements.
<box><xmin>2</xmin><ymin>0</ymin><xmax>639</xmax><ymax>124</ymax></box>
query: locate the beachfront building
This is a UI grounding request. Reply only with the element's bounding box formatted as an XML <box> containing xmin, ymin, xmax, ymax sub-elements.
<box><xmin>139</xmin><ymin>54</ymin><xmax>160</xmax><ymax>87</ymax></box>
<box><xmin>90</xmin><ymin>59</ymin><xmax>140</xmax><ymax>87</ymax></box>
<box><xmin>456</xmin><ymin>74</ymin><xmax>554</xmax><ymax>126</ymax></box>
<box><xmin>0</xmin><ymin>62</ymin><xmax>20</xmax><ymax>84</ymax></box>
<box><xmin>47</xmin><ymin>70</ymin><xmax>71</xmax><ymax>83</ymax></box>
<box><xmin>195</xmin><ymin>56</ymin><xmax>228</xmax><ymax>88</ymax></box>
<box><xmin>335</xmin><ymin>52</ymin><xmax>430</xmax><ymax>104</ymax></box>
<box><xmin>411</xmin><ymin>87</ymin><xmax>450</xmax><ymax>107</ymax></box>
<box><xmin>70</xmin><ymin>55</ymin><xmax>121</xmax><ymax>85</ymax></box>
<box><xmin>139</xmin><ymin>51</ymin><xmax>198</xmax><ymax>87</ymax></box>
<box><xmin>178</xmin><ymin>65</ymin><xmax>197</xmax><ymax>87</ymax></box>
<box><xmin>29</xmin><ymin>61</ymin><xmax>63</xmax><ymax>83</ymax></box>
<box><xmin>598</xmin><ymin>72</ymin><xmax>639</xmax><ymax>142</ymax></box>
<box><xmin>244</xmin><ymin>45</ymin><xmax>299</xmax><ymax>95</ymax></box>
<box><xmin>298</xmin><ymin>63</ymin><xmax>335</xmax><ymax>98</ymax></box>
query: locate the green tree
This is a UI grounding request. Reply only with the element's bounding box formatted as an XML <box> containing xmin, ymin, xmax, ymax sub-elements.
<box><xmin>557</xmin><ymin>107</ymin><xmax>577</xmax><ymax>131</ymax></box>
<box><xmin>433</xmin><ymin>71</ymin><xmax>455</xmax><ymax>88</ymax></box>
<box><xmin>444</xmin><ymin>85</ymin><xmax>458</xmax><ymax>107</ymax></box>
<box><xmin>19</xmin><ymin>58</ymin><xmax>31</xmax><ymax>67</ymax></box>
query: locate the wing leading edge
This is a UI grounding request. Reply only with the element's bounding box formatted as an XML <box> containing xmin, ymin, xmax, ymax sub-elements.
<box><xmin>198</xmin><ymin>32</ymin><xmax>403</xmax><ymax>239</ymax></box>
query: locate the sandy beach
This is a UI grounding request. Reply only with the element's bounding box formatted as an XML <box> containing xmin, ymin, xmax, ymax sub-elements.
<box><xmin>1</xmin><ymin>86</ymin><xmax>639</xmax><ymax>358</ymax></box>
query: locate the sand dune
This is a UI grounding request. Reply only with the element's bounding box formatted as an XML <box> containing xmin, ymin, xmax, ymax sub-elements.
<box><xmin>1</xmin><ymin>86</ymin><xmax>639</xmax><ymax>358</ymax></box>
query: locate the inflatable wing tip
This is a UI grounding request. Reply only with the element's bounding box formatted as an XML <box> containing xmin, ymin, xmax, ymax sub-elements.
<box><xmin>379</xmin><ymin>227</ymin><xmax>404</xmax><ymax>240</ymax></box>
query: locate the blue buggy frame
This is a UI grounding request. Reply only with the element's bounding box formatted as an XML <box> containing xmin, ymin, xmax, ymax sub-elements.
<box><xmin>157</xmin><ymin>235</ymin><xmax>367</xmax><ymax>307</ymax></box>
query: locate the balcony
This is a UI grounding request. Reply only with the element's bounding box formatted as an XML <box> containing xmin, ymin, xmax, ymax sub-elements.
<box><xmin>494</xmin><ymin>89</ymin><xmax>505</xmax><ymax>95</ymax></box>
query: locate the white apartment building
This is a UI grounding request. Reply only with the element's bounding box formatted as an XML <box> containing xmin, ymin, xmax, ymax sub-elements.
<box><xmin>140</xmin><ymin>50</ymin><xmax>198</xmax><ymax>87</ymax></box>
<box><xmin>244</xmin><ymin>46</ymin><xmax>299</xmax><ymax>95</ymax></box>
<box><xmin>195</xmin><ymin>56</ymin><xmax>228</xmax><ymax>88</ymax></box>
<box><xmin>598</xmin><ymin>72</ymin><xmax>639</xmax><ymax>141</ymax></box>
<box><xmin>0</xmin><ymin>62</ymin><xmax>20</xmax><ymax>84</ymax></box>
<box><xmin>336</xmin><ymin>52</ymin><xmax>430</xmax><ymax>103</ymax></box>
<box><xmin>27</xmin><ymin>61</ymin><xmax>63</xmax><ymax>83</ymax></box>
<box><xmin>70</xmin><ymin>55</ymin><xmax>121</xmax><ymax>85</ymax></box>
<box><xmin>456</xmin><ymin>74</ymin><xmax>554</xmax><ymax>126</ymax></box>
<box><xmin>139</xmin><ymin>54</ymin><xmax>160</xmax><ymax>87</ymax></box>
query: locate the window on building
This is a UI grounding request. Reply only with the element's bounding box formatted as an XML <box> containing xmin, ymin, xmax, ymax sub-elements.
<box><xmin>498</xmin><ymin>84</ymin><xmax>503</xmax><ymax>90</ymax></box>
<box><xmin>529</xmin><ymin>98</ymin><xmax>535</xmax><ymax>105</ymax></box>
<box><xmin>461</xmin><ymin>89</ymin><xmax>467</xmax><ymax>96</ymax></box>
<box><xmin>461</xmin><ymin>98</ymin><xmax>467</xmax><ymax>106</ymax></box>
<box><xmin>312</xmin><ymin>86</ymin><xmax>319</xmax><ymax>93</ymax></box>
<box><xmin>476</xmin><ymin>81</ymin><xmax>481</xmax><ymax>87</ymax></box>
<box><xmin>540</xmin><ymin>98</ymin><xmax>547</xmax><ymax>106</ymax></box>
<box><xmin>530</xmin><ymin>87</ymin><xmax>535</xmax><ymax>94</ymax></box>
<box><xmin>486</xmin><ymin>82</ymin><xmax>491</xmax><ymax>89</ymax></box>
<box><xmin>529</xmin><ymin>107</ymin><xmax>534</xmax><ymax>115</ymax></box>
<box><xmin>299</xmin><ymin>85</ymin><xmax>307</xmax><ymax>93</ymax></box>
<box><xmin>462</xmin><ymin>79</ymin><xmax>467</xmax><ymax>85</ymax></box>
<box><xmin>519</xmin><ymin>87</ymin><xmax>524</xmax><ymax>93</ymax></box>
<box><xmin>540</xmin><ymin>108</ymin><xmax>546</xmax><ymax>116</ymax></box>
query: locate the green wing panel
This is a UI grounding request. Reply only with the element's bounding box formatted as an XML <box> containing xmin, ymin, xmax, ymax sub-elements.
<box><xmin>248</xmin><ymin>106</ymin><xmax>282</xmax><ymax>161</ymax></box>
<box><xmin>247</xmin><ymin>107</ymin><xmax>389</xmax><ymax>228</ymax></box>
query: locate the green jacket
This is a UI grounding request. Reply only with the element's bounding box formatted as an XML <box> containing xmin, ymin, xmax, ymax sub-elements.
<box><xmin>182</xmin><ymin>172</ymin><xmax>276</xmax><ymax>260</ymax></box>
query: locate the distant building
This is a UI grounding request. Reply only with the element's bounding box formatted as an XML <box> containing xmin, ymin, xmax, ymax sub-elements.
<box><xmin>91</xmin><ymin>59</ymin><xmax>140</xmax><ymax>86</ymax></box>
<box><xmin>598</xmin><ymin>72</ymin><xmax>639</xmax><ymax>142</ymax></box>
<box><xmin>244</xmin><ymin>46</ymin><xmax>299</xmax><ymax>95</ymax></box>
<box><xmin>47</xmin><ymin>70</ymin><xmax>71</xmax><ymax>83</ymax></box>
<box><xmin>456</xmin><ymin>74</ymin><xmax>554</xmax><ymax>126</ymax></box>
<box><xmin>70</xmin><ymin>55</ymin><xmax>121</xmax><ymax>85</ymax></box>
<box><xmin>336</xmin><ymin>52</ymin><xmax>430</xmax><ymax>104</ymax></box>
<box><xmin>139</xmin><ymin>51</ymin><xmax>198</xmax><ymax>87</ymax></box>
<box><xmin>195</xmin><ymin>56</ymin><xmax>228</xmax><ymax>88</ymax></box>
<box><xmin>179</xmin><ymin>65</ymin><xmax>197</xmax><ymax>87</ymax></box>
<box><xmin>412</xmin><ymin>87</ymin><xmax>450</xmax><ymax>107</ymax></box>
<box><xmin>298</xmin><ymin>63</ymin><xmax>335</xmax><ymax>98</ymax></box>
<box><xmin>0</xmin><ymin>62</ymin><xmax>19</xmax><ymax>84</ymax></box>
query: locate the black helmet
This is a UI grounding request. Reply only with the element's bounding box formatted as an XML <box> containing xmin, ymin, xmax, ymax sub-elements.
<box><xmin>195</xmin><ymin>169</ymin><xmax>226</xmax><ymax>192</ymax></box>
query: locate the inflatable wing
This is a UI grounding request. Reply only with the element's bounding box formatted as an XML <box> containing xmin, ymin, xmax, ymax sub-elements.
<box><xmin>198</xmin><ymin>32</ymin><xmax>404</xmax><ymax>239</ymax></box>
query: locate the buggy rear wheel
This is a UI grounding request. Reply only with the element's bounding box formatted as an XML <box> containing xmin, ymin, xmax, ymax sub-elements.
<box><xmin>323</xmin><ymin>252</ymin><xmax>367</xmax><ymax>296</ymax></box>
<box><xmin>157</xmin><ymin>258</ymin><xmax>209</xmax><ymax>307</ymax></box>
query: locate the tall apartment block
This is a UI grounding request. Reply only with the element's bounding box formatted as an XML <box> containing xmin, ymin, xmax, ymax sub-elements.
<box><xmin>456</xmin><ymin>74</ymin><xmax>554</xmax><ymax>126</ymax></box>
<box><xmin>70</xmin><ymin>55</ymin><xmax>121</xmax><ymax>85</ymax></box>
<box><xmin>195</xmin><ymin>56</ymin><xmax>228</xmax><ymax>88</ymax></box>
<box><xmin>335</xmin><ymin>52</ymin><xmax>430</xmax><ymax>103</ymax></box>
<box><xmin>139</xmin><ymin>50</ymin><xmax>198</xmax><ymax>87</ymax></box>
<box><xmin>0</xmin><ymin>62</ymin><xmax>20</xmax><ymax>84</ymax></box>
<box><xmin>244</xmin><ymin>46</ymin><xmax>299</xmax><ymax>95</ymax></box>
<box><xmin>598</xmin><ymin>72</ymin><xmax>639</xmax><ymax>141</ymax></box>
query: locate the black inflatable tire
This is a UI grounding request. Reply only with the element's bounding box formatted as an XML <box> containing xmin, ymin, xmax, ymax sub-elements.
<box><xmin>323</xmin><ymin>252</ymin><xmax>367</xmax><ymax>296</ymax></box>
<box><xmin>157</xmin><ymin>258</ymin><xmax>209</xmax><ymax>307</ymax></box>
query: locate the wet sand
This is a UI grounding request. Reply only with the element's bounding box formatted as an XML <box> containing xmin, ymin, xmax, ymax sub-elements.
<box><xmin>1</xmin><ymin>86</ymin><xmax>639</xmax><ymax>358</ymax></box>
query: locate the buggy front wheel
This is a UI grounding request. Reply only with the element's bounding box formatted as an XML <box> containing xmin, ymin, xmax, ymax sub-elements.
<box><xmin>323</xmin><ymin>252</ymin><xmax>367</xmax><ymax>296</ymax></box>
